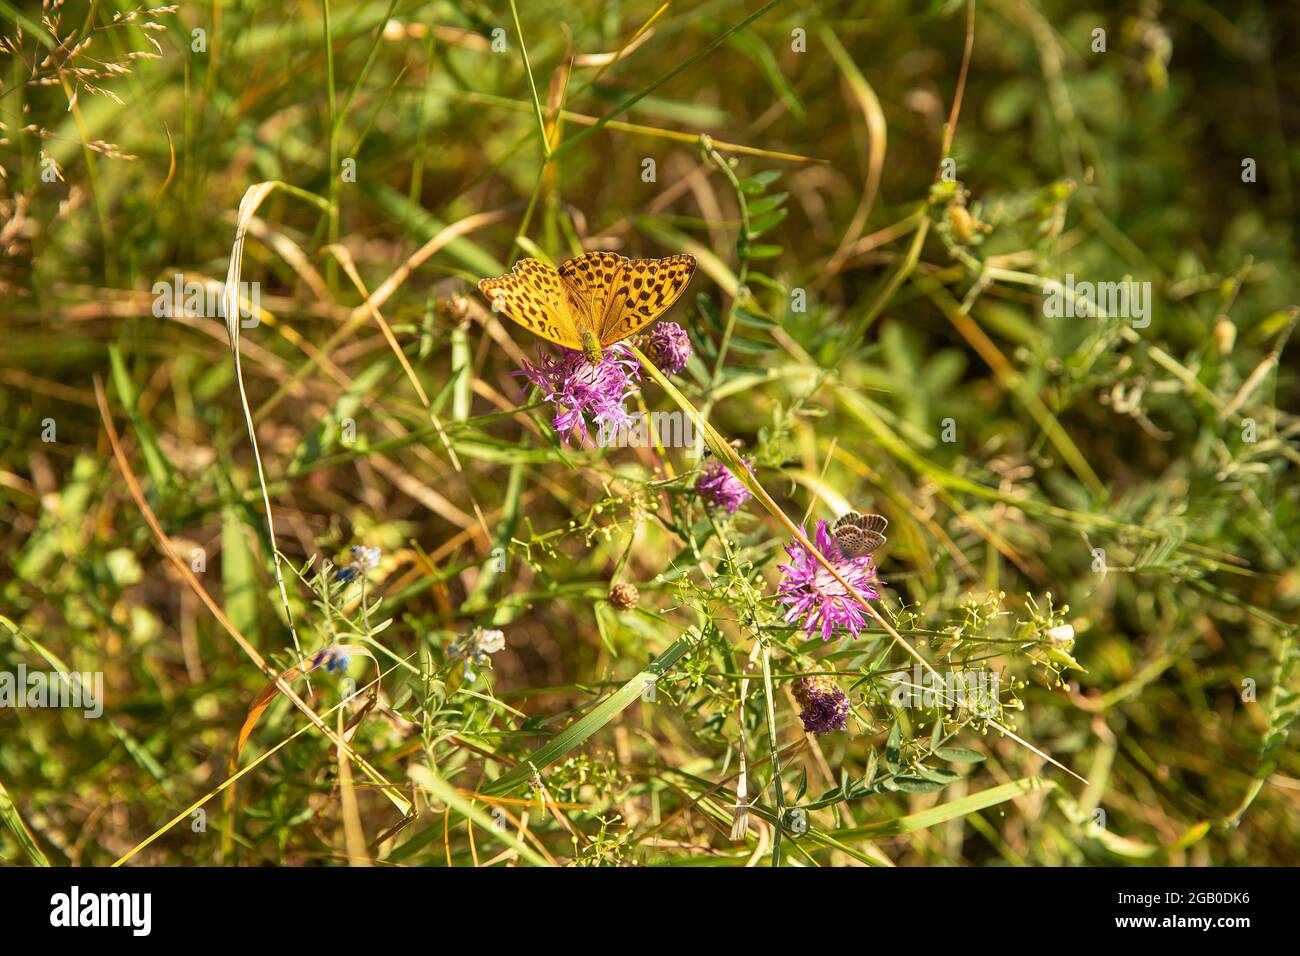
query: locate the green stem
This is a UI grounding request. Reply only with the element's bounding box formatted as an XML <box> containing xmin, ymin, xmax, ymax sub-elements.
<box><xmin>701</xmin><ymin>139</ymin><xmax>752</xmax><ymax>420</ymax></box>
<box><xmin>509</xmin><ymin>0</ymin><xmax>551</xmax><ymax>159</ymax></box>
<box><xmin>760</xmin><ymin>640</ymin><xmax>786</xmax><ymax>865</ymax></box>
<box><xmin>323</xmin><ymin>0</ymin><xmax>339</xmax><ymax>290</ymax></box>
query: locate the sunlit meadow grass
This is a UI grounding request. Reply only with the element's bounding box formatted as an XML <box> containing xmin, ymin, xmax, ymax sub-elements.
<box><xmin>0</xmin><ymin>0</ymin><xmax>1297</xmax><ymax>867</ymax></box>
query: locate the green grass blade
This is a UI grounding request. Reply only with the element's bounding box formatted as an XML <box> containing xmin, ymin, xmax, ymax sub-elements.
<box><xmin>831</xmin><ymin>776</ymin><xmax>1057</xmax><ymax>841</ymax></box>
<box><xmin>0</xmin><ymin>778</ymin><xmax>49</xmax><ymax>866</ymax></box>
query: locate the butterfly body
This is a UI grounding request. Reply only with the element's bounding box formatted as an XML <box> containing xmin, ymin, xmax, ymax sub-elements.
<box><xmin>580</xmin><ymin>329</ymin><xmax>603</xmax><ymax>365</ymax></box>
<box><xmin>833</xmin><ymin>512</ymin><xmax>888</xmax><ymax>558</ymax></box>
<box><xmin>479</xmin><ymin>252</ymin><xmax>696</xmax><ymax>364</ymax></box>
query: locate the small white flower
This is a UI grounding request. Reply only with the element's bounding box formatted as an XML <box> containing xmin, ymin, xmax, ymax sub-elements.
<box><xmin>476</xmin><ymin>629</ymin><xmax>506</xmax><ymax>654</ymax></box>
<box><xmin>1045</xmin><ymin>624</ymin><xmax>1075</xmax><ymax>644</ymax></box>
<box><xmin>451</xmin><ymin>627</ymin><xmax>507</xmax><ymax>680</ymax></box>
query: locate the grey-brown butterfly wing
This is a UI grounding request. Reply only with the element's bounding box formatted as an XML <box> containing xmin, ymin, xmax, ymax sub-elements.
<box><xmin>833</xmin><ymin>512</ymin><xmax>888</xmax><ymax>557</ymax></box>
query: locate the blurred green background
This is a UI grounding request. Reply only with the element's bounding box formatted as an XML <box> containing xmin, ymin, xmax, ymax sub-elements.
<box><xmin>0</xmin><ymin>0</ymin><xmax>1297</xmax><ymax>866</ymax></box>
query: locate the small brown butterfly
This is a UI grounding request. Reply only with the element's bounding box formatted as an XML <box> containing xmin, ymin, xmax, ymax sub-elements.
<box><xmin>478</xmin><ymin>251</ymin><xmax>697</xmax><ymax>364</ymax></box>
<box><xmin>833</xmin><ymin>512</ymin><xmax>888</xmax><ymax>558</ymax></box>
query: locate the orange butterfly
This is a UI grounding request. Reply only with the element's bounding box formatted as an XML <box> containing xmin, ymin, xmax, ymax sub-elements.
<box><xmin>479</xmin><ymin>251</ymin><xmax>696</xmax><ymax>364</ymax></box>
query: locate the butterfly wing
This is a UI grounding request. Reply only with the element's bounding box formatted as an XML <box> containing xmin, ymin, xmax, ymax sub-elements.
<box><xmin>558</xmin><ymin>251</ymin><xmax>627</xmax><ymax>335</ymax></box>
<box><xmin>478</xmin><ymin>259</ymin><xmax>583</xmax><ymax>351</ymax></box>
<box><xmin>834</xmin><ymin>527</ymin><xmax>868</xmax><ymax>558</ymax></box>
<box><xmin>847</xmin><ymin>513</ymin><xmax>888</xmax><ymax>536</ymax></box>
<box><xmin>834</xmin><ymin>512</ymin><xmax>888</xmax><ymax>556</ymax></box>
<box><xmin>596</xmin><ymin>254</ymin><xmax>696</xmax><ymax>346</ymax></box>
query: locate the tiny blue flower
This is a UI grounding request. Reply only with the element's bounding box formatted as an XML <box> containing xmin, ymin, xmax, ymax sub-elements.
<box><xmin>312</xmin><ymin>646</ymin><xmax>350</xmax><ymax>673</ymax></box>
<box><xmin>337</xmin><ymin>545</ymin><xmax>382</xmax><ymax>583</ymax></box>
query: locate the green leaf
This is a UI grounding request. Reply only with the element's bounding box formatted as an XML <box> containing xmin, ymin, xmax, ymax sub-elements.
<box><xmin>885</xmin><ymin>720</ymin><xmax>902</xmax><ymax>773</ymax></box>
<box><xmin>734</xmin><ymin>308</ymin><xmax>780</xmax><ymax>329</ymax></box>
<box><xmin>108</xmin><ymin>344</ymin><xmax>173</xmax><ymax>496</ymax></box>
<box><xmin>863</xmin><ymin>746</ymin><xmax>879</xmax><ymax>788</ymax></box>
<box><xmin>934</xmin><ymin>746</ymin><xmax>987</xmax><ymax>763</ymax></box>
<box><xmin>451</xmin><ymin>324</ymin><xmax>473</xmax><ymax>421</ymax></box>
<box><xmin>726</xmin><ymin>335</ymin><xmax>777</xmax><ymax>354</ymax></box>
<box><xmin>222</xmin><ymin>506</ymin><xmax>261</xmax><ymax>642</ymax></box>
<box><xmin>832</xmin><ymin>777</ymin><xmax>1058</xmax><ymax>841</ymax></box>
<box><xmin>914</xmin><ymin>765</ymin><xmax>962</xmax><ymax>784</ymax></box>
<box><xmin>740</xmin><ymin>170</ymin><xmax>781</xmax><ymax>194</ymax></box>
<box><xmin>747</xmin><ymin>273</ymin><xmax>787</xmax><ymax>296</ymax></box>
<box><xmin>748</xmin><ymin>209</ymin><xmax>789</xmax><ymax>236</ymax></box>
<box><xmin>593</xmin><ymin>602</ymin><xmax>618</xmax><ymax>655</ymax></box>
<box><xmin>747</xmin><ymin>193</ymin><xmax>789</xmax><ymax>215</ymax></box>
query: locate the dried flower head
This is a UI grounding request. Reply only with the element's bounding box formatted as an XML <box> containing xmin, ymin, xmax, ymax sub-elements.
<box><xmin>778</xmin><ymin>520</ymin><xmax>880</xmax><ymax>641</ymax></box>
<box><xmin>439</xmin><ymin>294</ymin><xmax>471</xmax><ymax>328</ymax></box>
<box><xmin>608</xmin><ymin>582</ymin><xmax>640</xmax><ymax>610</ymax></box>
<box><xmin>793</xmin><ymin>675</ymin><xmax>850</xmax><ymax>734</ymax></box>
<box><xmin>645</xmin><ymin>321</ymin><xmax>692</xmax><ymax>375</ymax></box>
<box><xmin>516</xmin><ymin>345</ymin><xmax>640</xmax><ymax>446</ymax></box>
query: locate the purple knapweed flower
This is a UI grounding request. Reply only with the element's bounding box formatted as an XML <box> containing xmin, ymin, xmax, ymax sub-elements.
<box><xmin>695</xmin><ymin>458</ymin><xmax>752</xmax><ymax>514</ymax></box>
<box><xmin>778</xmin><ymin>520</ymin><xmax>880</xmax><ymax>641</ymax></box>
<box><xmin>645</xmin><ymin>321</ymin><xmax>692</xmax><ymax>375</ymax></box>
<box><xmin>793</xmin><ymin>675</ymin><xmax>850</xmax><ymax>734</ymax></box>
<box><xmin>516</xmin><ymin>344</ymin><xmax>640</xmax><ymax>446</ymax></box>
